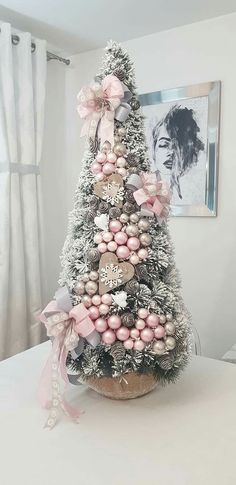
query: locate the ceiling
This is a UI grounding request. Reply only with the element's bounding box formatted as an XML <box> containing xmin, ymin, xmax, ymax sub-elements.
<box><xmin>0</xmin><ymin>0</ymin><xmax>236</xmax><ymax>54</ymax></box>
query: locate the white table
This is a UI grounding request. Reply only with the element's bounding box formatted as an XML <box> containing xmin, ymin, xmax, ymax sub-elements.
<box><xmin>1</xmin><ymin>342</ymin><xmax>236</xmax><ymax>485</ymax></box>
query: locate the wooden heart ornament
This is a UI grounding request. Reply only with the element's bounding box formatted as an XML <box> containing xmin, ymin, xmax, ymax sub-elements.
<box><xmin>99</xmin><ymin>252</ymin><xmax>135</xmax><ymax>295</ymax></box>
<box><xmin>94</xmin><ymin>173</ymin><xmax>124</xmax><ymax>208</ymax></box>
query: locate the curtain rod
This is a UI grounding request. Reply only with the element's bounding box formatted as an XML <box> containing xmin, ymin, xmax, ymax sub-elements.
<box><xmin>0</xmin><ymin>30</ymin><xmax>70</xmax><ymax>65</ymax></box>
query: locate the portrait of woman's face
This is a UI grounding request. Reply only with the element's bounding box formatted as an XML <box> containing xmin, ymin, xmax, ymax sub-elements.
<box><xmin>152</xmin><ymin>106</ymin><xmax>205</xmax><ymax>200</ymax></box>
<box><xmin>153</xmin><ymin>124</ymin><xmax>174</xmax><ymax>177</ymax></box>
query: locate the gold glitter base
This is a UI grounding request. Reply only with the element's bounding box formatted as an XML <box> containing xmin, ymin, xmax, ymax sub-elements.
<box><xmin>87</xmin><ymin>372</ymin><xmax>158</xmax><ymax>399</ymax></box>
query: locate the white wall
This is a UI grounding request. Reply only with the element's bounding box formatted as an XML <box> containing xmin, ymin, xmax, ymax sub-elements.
<box><xmin>42</xmin><ymin>13</ymin><xmax>236</xmax><ymax>359</ymax></box>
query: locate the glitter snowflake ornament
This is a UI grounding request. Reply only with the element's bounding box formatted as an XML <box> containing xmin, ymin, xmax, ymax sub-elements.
<box><xmin>100</xmin><ymin>263</ymin><xmax>123</xmax><ymax>289</ymax></box>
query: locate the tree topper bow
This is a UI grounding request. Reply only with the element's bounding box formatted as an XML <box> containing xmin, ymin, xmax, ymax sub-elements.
<box><xmin>77</xmin><ymin>74</ymin><xmax>131</xmax><ymax>146</ymax></box>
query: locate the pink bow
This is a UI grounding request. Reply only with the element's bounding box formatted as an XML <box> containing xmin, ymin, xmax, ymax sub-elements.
<box><xmin>128</xmin><ymin>172</ymin><xmax>171</xmax><ymax>223</ymax></box>
<box><xmin>77</xmin><ymin>74</ymin><xmax>124</xmax><ymax>146</ymax></box>
<box><xmin>38</xmin><ymin>287</ymin><xmax>100</xmax><ymax>429</ymax></box>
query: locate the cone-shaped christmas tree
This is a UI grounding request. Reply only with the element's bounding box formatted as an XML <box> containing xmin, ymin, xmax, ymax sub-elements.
<box><xmin>40</xmin><ymin>42</ymin><xmax>191</xmax><ymax>426</ymax></box>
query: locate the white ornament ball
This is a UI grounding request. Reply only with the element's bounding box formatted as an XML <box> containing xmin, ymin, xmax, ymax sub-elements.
<box><xmin>129</xmin><ymin>254</ymin><xmax>140</xmax><ymax>265</ymax></box>
<box><xmin>166</xmin><ymin>313</ymin><xmax>173</xmax><ymax>321</ymax></box>
<box><xmin>117</xmin><ymin>157</ymin><xmax>126</xmax><ymax>168</ymax></box>
<box><xmin>75</xmin><ymin>281</ymin><xmax>85</xmax><ymax>295</ymax></box>
<box><xmin>82</xmin><ymin>273</ymin><xmax>90</xmax><ymax>283</ymax></box>
<box><xmin>139</xmin><ymin>233</ymin><xmax>152</xmax><ymax>247</ymax></box>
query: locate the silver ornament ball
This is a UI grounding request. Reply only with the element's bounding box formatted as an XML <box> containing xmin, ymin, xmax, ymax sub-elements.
<box><xmin>75</xmin><ymin>281</ymin><xmax>85</xmax><ymax>295</ymax></box>
<box><xmin>153</xmin><ymin>340</ymin><xmax>165</xmax><ymax>355</ymax></box>
<box><xmin>165</xmin><ymin>336</ymin><xmax>176</xmax><ymax>350</ymax></box>
<box><xmin>120</xmin><ymin>213</ymin><xmax>129</xmax><ymax>224</ymax></box>
<box><xmin>114</xmin><ymin>135</ymin><xmax>120</xmax><ymax>143</ymax></box>
<box><xmin>138</xmin><ymin>218</ymin><xmax>150</xmax><ymax>232</ymax></box>
<box><xmin>166</xmin><ymin>313</ymin><xmax>173</xmax><ymax>321</ymax></box>
<box><xmin>126</xmin><ymin>224</ymin><xmax>139</xmax><ymax>237</ymax></box>
<box><xmin>82</xmin><ymin>272</ymin><xmax>90</xmax><ymax>283</ymax></box>
<box><xmin>113</xmin><ymin>142</ymin><xmax>126</xmax><ymax>157</ymax></box>
<box><xmin>101</xmin><ymin>141</ymin><xmax>111</xmax><ymax>153</ymax></box>
<box><xmin>81</xmin><ymin>294</ymin><xmax>92</xmax><ymax>308</ymax></box>
<box><xmin>89</xmin><ymin>270</ymin><xmax>99</xmax><ymax>281</ymax></box>
<box><xmin>159</xmin><ymin>315</ymin><xmax>166</xmax><ymax>324</ymax></box>
<box><xmin>85</xmin><ymin>280</ymin><xmax>98</xmax><ymax>296</ymax></box>
<box><xmin>130</xmin><ymin>213</ymin><xmax>140</xmax><ymax>223</ymax></box>
<box><xmin>118</xmin><ymin>127</ymin><xmax>126</xmax><ymax>137</ymax></box>
<box><xmin>165</xmin><ymin>322</ymin><xmax>176</xmax><ymax>335</ymax></box>
<box><xmin>139</xmin><ymin>232</ymin><xmax>152</xmax><ymax>247</ymax></box>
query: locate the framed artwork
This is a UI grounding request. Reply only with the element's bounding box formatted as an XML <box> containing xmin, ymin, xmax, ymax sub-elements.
<box><xmin>139</xmin><ymin>81</ymin><xmax>221</xmax><ymax>216</ymax></box>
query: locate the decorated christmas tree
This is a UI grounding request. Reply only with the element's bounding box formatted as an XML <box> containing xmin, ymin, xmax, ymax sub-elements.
<box><xmin>40</xmin><ymin>41</ymin><xmax>191</xmax><ymax>428</ymax></box>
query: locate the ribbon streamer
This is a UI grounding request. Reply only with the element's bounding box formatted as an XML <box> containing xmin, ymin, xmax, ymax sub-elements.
<box><xmin>77</xmin><ymin>75</ymin><xmax>132</xmax><ymax>146</ymax></box>
<box><xmin>127</xmin><ymin>172</ymin><xmax>171</xmax><ymax>223</ymax></box>
<box><xmin>38</xmin><ymin>286</ymin><xmax>100</xmax><ymax>429</ymax></box>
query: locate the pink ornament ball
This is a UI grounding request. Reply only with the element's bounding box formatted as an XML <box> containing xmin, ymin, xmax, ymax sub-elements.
<box><xmin>109</xmin><ymin>220</ymin><xmax>122</xmax><ymax>233</ymax></box>
<box><xmin>137</xmin><ymin>248</ymin><xmax>148</xmax><ymax>260</ymax></box>
<box><xmin>102</xmin><ymin>329</ymin><xmax>116</xmax><ymax>345</ymax></box>
<box><xmin>94</xmin><ymin>232</ymin><xmax>103</xmax><ymax>244</ymax></box>
<box><xmin>117</xmin><ymin>167</ymin><xmax>127</xmax><ymax>178</ymax></box>
<box><xmin>99</xmin><ymin>303</ymin><xmax>110</xmax><ymax>315</ymax></box>
<box><xmin>96</xmin><ymin>152</ymin><xmax>107</xmax><ymax>164</ymax></box>
<box><xmin>135</xmin><ymin>318</ymin><xmax>146</xmax><ymax>330</ymax></box>
<box><xmin>134</xmin><ymin>340</ymin><xmax>145</xmax><ymax>351</ymax></box>
<box><xmin>138</xmin><ymin>308</ymin><xmax>149</xmax><ymax>319</ymax></box>
<box><xmin>107</xmin><ymin>241</ymin><xmax>118</xmax><ymax>252</ymax></box>
<box><xmin>116</xmin><ymin>157</ymin><xmax>126</xmax><ymax>168</ymax></box>
<box><xmin>146</xmin><ymin>313</ymin><xmax>160</xmax><ymax>328</ymax></box>
<box><xmin>101</xmin><ymin>293</ymin><xmax>113</xmax><ymax>305</ymax></box>
<box><xmin>114</xmin><ymin>231</ymin><xmax>128</xmax><ymax>245</ymax></box>
<box><xmin>95</xmin><ymin>318</ymin><xmax>108</xmax><ymax>333</ymax></box>
<box><xmin>91</xmin><ymin>162</ymin><xmax>102</xmax><ymax>174</ymax></box>
<box><xmin>108</xmin><ymin>315</ymin><xmax>121</xmax><ymax>329</ymax></box>
<box><xmin>95</xmin><ymin>172</ymin><xmax>105</xmax><ymax>181</ymax></box>
<box><xmin>154</xmin><ymin>326</ymin><xmax>166</xmax><ymax>339</ymax></box>
<box><xmin>102</xmin><ymin>231</ymin><xmax>113</xmax><ymax>243</ymax></box>
<box><xmin>123</xmin><ymin>338</ymin><xmax>134</xmax><ymax>350</ymax></box>
<box><xmin>140</xmin><ymin>328</ymin><xmax>154</xmax><ymax>343</ymax></box>
<box><xmin>97</xmin><ymin>242</ymin><xmax>107</xmax><ymax>253</ymax></box>
<box><xmin>116</xmin><ymin>245</ymin><xmax>130</xmax><ymax>260</ymax></box>
<box><xmin>107</xmin><ymin>152</ymin><xmax>117</xmax><ymax>164</ymax></box>
<box><xmin>116</xmin><ymin>326</ymin><xmax>130</xmax><ymax>341</ymax></box>
<box><xmin>88</xmin><ymin>305</ymin><xmax>100</xmax><ymax>321</ymax></box>
<box><xmin>130</xmin><ymin>328</ymin><xmax>140</xmax><ymax>339</ymax></box>
<box><xmin>102</xmin><ymin>162</ymin><xmax>115</xmax><ymax>175</ymax></box>
<box><xmin>91</xmin><ymin>294</ymin><xmax>102</xmax><ymax>306</ymax></box>
<box><xmin>127</xmin><ymin>237</ymin><xmax>140</xmax><ymax>251</ymax></box>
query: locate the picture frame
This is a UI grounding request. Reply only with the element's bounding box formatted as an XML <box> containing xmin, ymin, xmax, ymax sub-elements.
<box><xmin>139</xmin><ymin>81</ymin><xmax>221</xmax><ymax>216</ymax></box>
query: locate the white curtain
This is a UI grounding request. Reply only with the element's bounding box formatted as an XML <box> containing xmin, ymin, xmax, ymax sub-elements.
<box><xmin>0</xmin><ymin>23</ymin><xmax>47</xmax><ymax>359</ymax></box>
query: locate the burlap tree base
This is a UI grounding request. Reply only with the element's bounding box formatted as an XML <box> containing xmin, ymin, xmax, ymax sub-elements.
<box><xmin>87</xmin><ymin>372</ymin><xmax>158</xmax><ymax>399</ymax></box>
